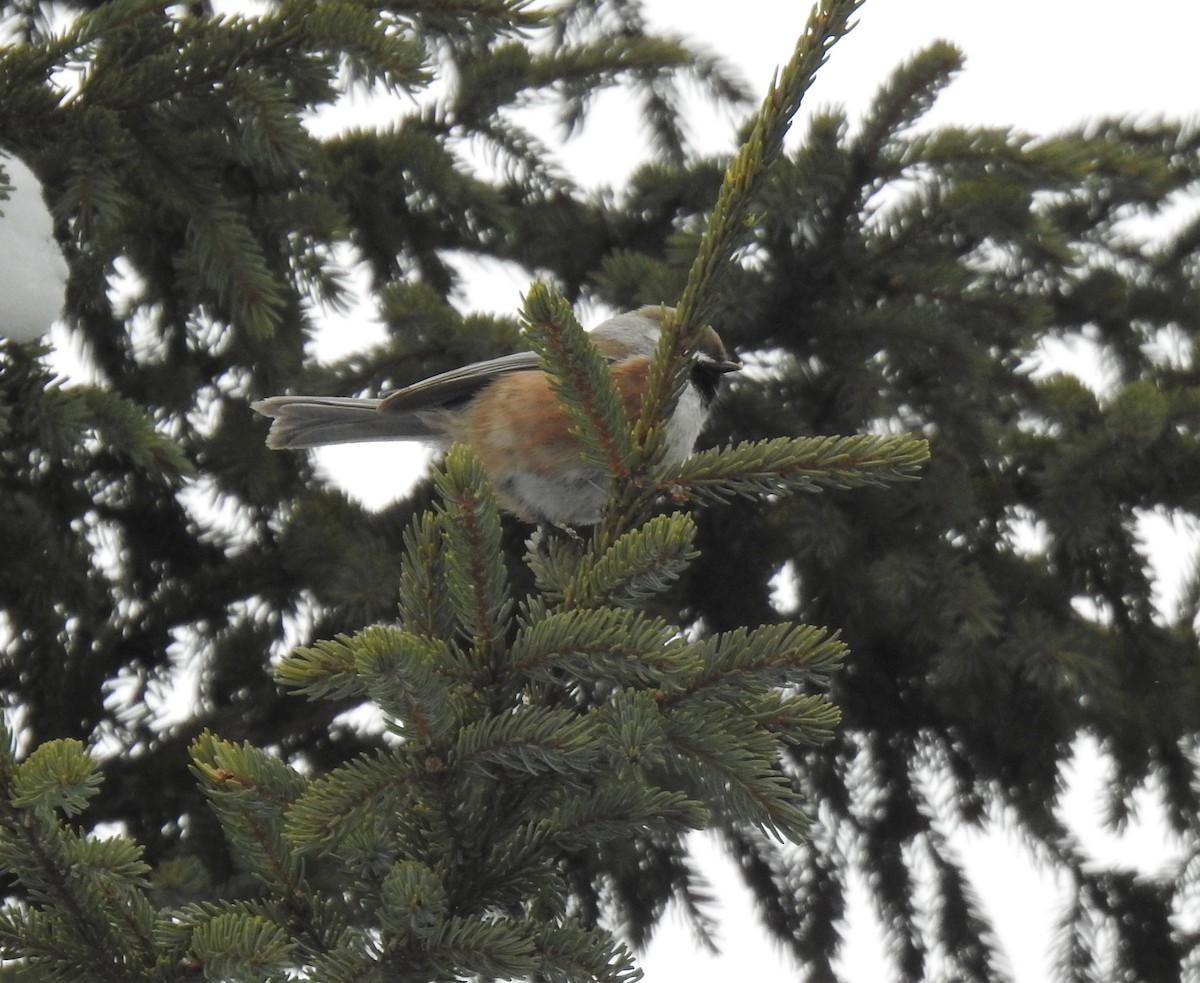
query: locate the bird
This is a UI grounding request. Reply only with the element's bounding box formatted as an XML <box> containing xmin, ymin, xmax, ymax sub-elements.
<box><xmin>252</xmin><ymin>305</ymin><xmax>740</xmax><ymax>526</ymax></box>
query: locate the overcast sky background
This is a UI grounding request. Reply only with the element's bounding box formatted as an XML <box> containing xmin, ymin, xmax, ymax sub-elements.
<box><xmin>9</xmin><ymin>1</ymin><xmax>1199</xmax><ymax>980</ymax></box>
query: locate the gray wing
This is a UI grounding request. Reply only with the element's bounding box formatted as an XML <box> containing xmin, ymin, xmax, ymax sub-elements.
<box><xmin>378</xmin><ymin>350</ymin><xmax>545</xmax><ymax>413</ymax></box>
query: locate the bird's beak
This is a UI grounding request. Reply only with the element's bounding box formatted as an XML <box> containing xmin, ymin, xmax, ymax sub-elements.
<box><xmin>712</xmin><ymin>356</ymin><xmax>742</xmax><ymax>374</ymax></box>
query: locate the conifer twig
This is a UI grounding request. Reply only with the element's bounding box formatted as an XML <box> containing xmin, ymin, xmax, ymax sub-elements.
<box><xmin>522</xmin><ymin>282</ymin><xmax>633</xmax><ymax>481</ymax></box>
<box><xmin>675</xmin><ymin>0</ymin><xmax>865</xmax><ymax>333</ymax></box>
<box><xmin>623</xmin><ymin>0</ymin><xmax>865</xmax><ymax>507</ymax></box>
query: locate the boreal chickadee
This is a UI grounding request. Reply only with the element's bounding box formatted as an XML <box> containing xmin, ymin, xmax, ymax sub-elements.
<box><xmin>253</xmin><ymin>305</ymin><xmax>740</xmax><ymax>525</ymax></box>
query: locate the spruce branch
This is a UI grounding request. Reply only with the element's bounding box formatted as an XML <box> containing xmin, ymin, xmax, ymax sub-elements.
<box><xmin>184</xmin><ymin>194</ymin><xmax>289</xmax><ymax>339</ymax></box>
<box><xmin>508</xmin><ymin>608</ymin><xmax>688</xmax><ymax>688</ymax></box>
<box><xmin>434</xmin><ymin>443</ymin><xmax>513</xmax><ymax>663</ymax></box>
<box><xmin>539</xmin><ymin>782</ymin><xmax>707</xmax><ymax>850</ymax></box>
<box><xmin>0</xmin><ymin>1</ymin><xmax>896</xmax><ymax>980</ymax></box>
<box><xmin>270</xmin><ymin>0</ymin><xmax>432</xmax><ymax>91</ymax></box>
<box><xmin>561</xmin><ymin>511</ymin><xmax>699</xmax><ymax>609</ymax></box>
<box><xmin>651</xmin><ymin>433</ymin><xmax>931</xmax><ymax>508</ymax></box>
<box><xmin>188</xmin><ymin>912</ymin><xmax>297</xmax><ymax>981</ymax></box>
<box><xmin>853</xmin><ymin>39</ymin><xmax>965</xmax><ymax>167</ymax></box>
<box><xmin>285</xmin><ymin>746</ymin><xmax>421</xmax><ymax>848</ymax></box>
<box><xmin>277</xmin><ymin>627</ymin><xmax>466</xmax><ymax>745</ymax></box>
<box><xmin>356</xmin><ymin>633</ymin><xmax>468</xmax><ymax>745</ymax></box>
<box><xmin>3</xmin><ymin>0</ymin><xmax>1195</xmax><ymax>972</ymax></box>
<box><xmin>398</xmin><ymin>510</ymin><xmax>455</xmax><ymax>641</ymax></box>
<box><xmin>532</xmin><ymin>921</ymin><xmax>644</xmax><ymax>983</ymax></box>
<box><xmin>630</xmin><ymin>0</ymin><xmax>866</xmax><ymax>475</ymax></box>
<box><xmin>525</xmin><ymin>526</ymin><xmax>589</xmax><ymax>602</ymax></box>
<box><xmin>677</xmin><ymin>0</ymin><xmax>866</xmax><ymax>325</ymax></box>
<box><xmin>379</xmin><ymin>859</ymin><xmax>448</xmax><ymax>937</ymax></box>
<box><xmin>10</xmin><ymin>739</ymin><xmax>103</xmax><ymax>818</ymax></box>
<box><xmin>0</xmin><ymin>728</ymin><xmax>158</xmax><ymax>978</ymax></box>
<box><xmin>275</xmin><ymin>632</ymin><xmax>373</xmax><ymax>702</ymax></box>
<box><xmin>752</xmin><ymin>691</ymin><xmax>842</xmax><ymax>747</ymax></box>
<box><xmin>412</xmin><ymin>915</ymin><xmax>541</xmax><ymax>980</ymax></box>
<box><xmin>672</xmin><ymin>622</ymin><xmax>847</xmax><ymax>703</ymax></box>
<box><xmin>521</xmin><ymin>281</ymin><xmax>634</xmax><ymax>480</ymax></box>
<box><xmin>189</xmin><ymin>735</ymin><xmax>311</xmax><ymax>898</ymax></box>
<box><xmin>75</xmin><ymin>388</ymin><xmax>194</xmax><ymax>477</ymax></box>
<box><xmin>448</xmin><ymin>707</ymin><xmax>599</xmax><ymax>782</ymax></box>
<box><xmin>388</xmin><ymin>0</ymin><xmax>544</xmax><ymax>40</ymax></box>
<box><xmin>0</xmin><ymin>0</ymin><xmax>166</xmax><ymax>87</ymax></box>
<box><xmin>662</xmin><ymin>709</ymin><xmax>813</xmax><ymax>842</ymax></box>
<box><xmin>1</xmin><ymin>342</ymin><xmax>191</xmax><ymax>481</ymax></box>
<box><xmin>595</xmin><ymin>689</ymin><xmax>673</xmax><ymax>772</ymax></box>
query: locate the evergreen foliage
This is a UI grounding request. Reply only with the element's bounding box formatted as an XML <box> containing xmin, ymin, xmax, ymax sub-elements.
<box><xmin>0</xmin><ymin>368</ymin><xmax>909</xmax><ymax>980</ymax></box>
<box><xmin>2</xmin><ymin>0</ymin><xmax>1199</xmax><ymax>980</ymax></box>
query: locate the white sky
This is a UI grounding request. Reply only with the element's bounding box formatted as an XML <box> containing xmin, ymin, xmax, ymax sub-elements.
<box><xmin>0</xmin><ymin>153</ymin><xmax>70</xmax><ymax>339</ymax></box>
<box><xmin>549</xmin><ymin>1</ymin><xmax>1200</xmax><ymax>182</ymax></box>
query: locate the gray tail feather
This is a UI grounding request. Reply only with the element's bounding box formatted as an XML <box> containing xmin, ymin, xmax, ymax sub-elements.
<box><xmin>251</xmin><ymin>395</ymin><xmax>441</xmax><ymax>449</ymax></box>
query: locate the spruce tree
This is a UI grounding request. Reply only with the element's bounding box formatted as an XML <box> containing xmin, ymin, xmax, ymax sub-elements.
<box><xmin>0</xmin><ymin>0</ymin><xmax>914</xmax><ymax>978</ymax></box>
<box><xmin>2</xmin><ymin>1</ymin><xmax>1199</xmax><ymax>982</ymax></box>
<box><xmin>579</xmin><ymin>36</ymin><xmax>1200</xmax><ymax>983</ymax></box>
<box><xmin>0</xmin><ymin>0</ymin><xmax>759</xmax><ymax>868</ymax></box>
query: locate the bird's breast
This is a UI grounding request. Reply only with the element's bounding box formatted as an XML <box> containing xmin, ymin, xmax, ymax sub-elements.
<box><xmin>448</xmin><ymin>359</ymin><xmax>703</xmax><ymax>524</ymax></box>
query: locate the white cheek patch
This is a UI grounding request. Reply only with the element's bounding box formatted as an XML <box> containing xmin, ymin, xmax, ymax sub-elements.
<box><xmin>661</xmin><ymin>386</ymin><xmax>704</xmax><ymax>465</ymax></box>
